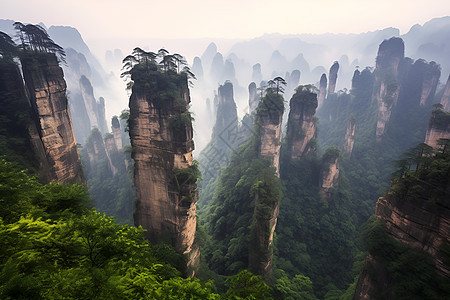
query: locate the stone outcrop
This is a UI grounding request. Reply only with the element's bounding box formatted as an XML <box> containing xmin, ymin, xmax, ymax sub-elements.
<box><xmin>248</xmin><ymin>82</ymin><xmax>258</xmax><ymax>113</ymax></box>
<box><xmin>0</xmin><ymin>58</ymin><xmax>49</xmax><ymax>174</ymax></box>
<box><xmin>104</xmin><ymin>133</ymin><xmax>119</xmax><ymax>175</ymax></box>
<box><xmin>441</xmin><ymin>75</ymin><xmax>450</xmax><ymax>111</ymax></box>
<box><xmin>328</xmin><ymin>61</ymin><xmax>339</xmax><ymax>95</ymax></box>
<box><xmin>212</xmin><ymin>81</ymin><xmax>238</xmax><ymax>141</ymax></box>
<box><xmin>318</xmin><ymin>73</ymin><xmax>327</xmax><ymax>108</ymax></box>
<box><xmin>129</xmin><ymin>70</ymin><xmax>199</xmax><ymax>276</ymax></box>
<box><xmin>372</xmin><ymin>37</ymin><xmax>404</xmax><ymax>141</ymax></box>
<box><xmin>21</xmin><ymin>53</ymin><xmax>84</xmax><ymax>184</ymax></box>
<box><xmin>286</xmin><ymin>87</ymin><xmax>318</xmax><ymax>159</ymax></box>
<box><xmin>79</xmin><ymin>75</ymin><xmax>108</xmax><ymax>134</ymax></box>
<box><xmin>83</xmin><ymin>128</ymin><xmax>111</xmax><ymax>175</ymax></box>
<box><xmin>354</xmin><ymin>150</ymin><xmax>450</xmax><ymax>299</ymax></box>
<box><xmin>320</xmin><ymin>148</ymin><xmax>340</xmax><ymax>199</ymax></box>
<box><xmin>111</xmin><ymin>116</ymin><xmax>123</xmax><ymax>150</ymax></box>
<box><xmin>344</xmin><ymin>117</ymin><xmax>356</xmax><ymax>154</ymax></box>
<box><xmin>257</xmin><ymin>93</ymin><xmax>284</xmax><ymax>175</ymax></box>
<box><xmin>252</xmin><ymin>63</ymin><xmax>262</xmax><ymax>85</ymax></box>
<box><xmin>249</xmin><ymin>92</ymin><xmax>284</xmax><ymax>279</ymax></box>
<box><xmin>419</xmin><ymin>62</ymin><xmax>440</xmax><ymax>106</ymax></box>
<box><xmin>191</xmin><ymin>56</ymin><xmax>203</xmax><ymax>80</ymax></box>
<box><xmin>424</xmin><ymin>108</ymin><xmax>450</xmax><ymax>149</ymax></box>
<box><xmin>374</xmin><ymin>194</ymin><xmax>449</xmax><ymax>276</ymax></box>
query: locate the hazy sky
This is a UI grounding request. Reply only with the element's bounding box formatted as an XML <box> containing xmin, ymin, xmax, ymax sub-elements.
<box><xmin>1</xmin><ymin>0</ymin><xmax>450</xmax><ymax>40</ymax></box>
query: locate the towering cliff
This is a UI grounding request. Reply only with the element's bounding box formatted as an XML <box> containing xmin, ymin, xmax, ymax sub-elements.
<box><xmin>20</xmin><ymin>52</ymin><xmax>84</xmax><ymax>184</ymax></box>
<box><xmin>79</xmin><ymin>75</ymin><xmax>107</xmax><ymax>134</ymax></box>
<box><xmin>441</xmin><ymin>75</ymin><xmax>450</xmax><ymax>111</ymax></box>
<box><xmin>318</xmin><ymin>73</ymin><xmax>327</xmax><ymax>108</ymax></box>
<box><xmin>248</xmin><ymin>82</ymin><xmax>258</xmax><ymax>113</ymax></box>
<box><xmin>83</xmin><ymin>128</ymin><xmax>111</xmax><ymax>175</ymax></box>
<box><xmin>257</xmin><ymin>91</ymin><xmax>284</xmax><ymax>175</ymax></box>
<box><xmin>343</xmin><ymin>116</ymin><xmax>356</xmax><ymax>154</ymax></box>
<box><xmin>111</xmin><ymin>116</ymin><xmax>123</xmax><ymax>150</ymax></box>
<box><xmin>127</xmin><ymin>55</ymin><xmax>199</xmax><ymax>276</ymax></box>
<box><xmin>328</xmin><ymin>61</ymin><xmax>339</xmax><ymax>95</ymax></box>
<box><xmin>286</xmin><ymin>86</ymin><xmax>318</xmax><ymax>160</ymax></box>
<box><xmin>250</xmin><ymin>90</ymin><xmax>284</xmax><ymax>277</ymax></box>
<box><xmin>0</xmin><ymin>57</ymin><xmax>48</xmax><ymax>173</ymax></box>
<box><xmin>212</xmin><ymin>81</ymin><xmax>238</xmax><ymax>142</ymax></box>
<box><xmin>320</xmin><ymin>147</ymin><xmax>340</xmax><ymax>199</ymax></box>
<box><xmin>354</xmin><ymin>149</ymin><xmax>450</xmax><ymax>299</ymax></box>
<box><xmin>424</xmin><ymin>108</ymin><xmax>450</xmax><ymax>149</ymax></box>
<box><xmin>252</xmin><ymin>63</ymin><xmax>263</xmax><ymax>85</ymax></box>
<box><xmin>204</xmin><ymin>89</ymin><xmax>283</xmax><ymax>280</ymax></box>
<box><xmin>418</xmin><ymin>61</ymin><xmax>440</xmax><ymax>106</ymax></box>
<box><xmin>372</xmin><ymin>37</ymin><xmax>404</xmax><ymax>141</ymax></box>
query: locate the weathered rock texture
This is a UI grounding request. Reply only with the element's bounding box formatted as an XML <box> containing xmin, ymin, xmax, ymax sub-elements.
<box><xmin>21</xmin><ymin>53</ymin><xmax>84</xmax><ymax>184</ymax></box>
<box><xmin>375</xmin><ymin>195</ymin><xmax>449</xmax><ymax>276</ymax></box>
<box><xmin>111</xmin><ymin>116</ymin><xmax>123</xmax><ymax>150</ymax></box>
<box><xmin>419</xmin><ymin>62</ymin><xmax>440</xmax><ymax>106</ymax></box>
<box><xmin>320</xmin><ymin>149</ymin><xmax>340</xmax><ymax>199</ymax></box>
<box><xmin>318</xmin><ymin>73</ymin><xmax>327</xmax><ymax>108</ymax></box>
<box><xmin>372</xmin><ymin>37</ymin><xmax>404</xmax><ymax>141</ymax></box>
<box><xmin>344</xmin><ymin>117</ymin><xmax>356</xmax><ymax>154</ymax></box>
<box><xmin>441</xmin><ymin>75</ymin><xmax>450</xmax><ymax>111</ymax></box>
<box><xmin>424</xmin><ymin>108</ymin><xmax>450</xmax><ymax>149</ymax></box>
<box><xmin>0</xmin><ymin>58</ymin><xmax>48</xmax><ymax>173</ymax></box>
<box><xmin>354</xmin><ymin>152</ymin><xmax>450</xmax><ymax>299</ymax></box>
<box><xmin>83</xmin><ymin>128</ymin><xmax>111</xmax><ymax>175</ymax></box>
<box><xmin>257</xmin><ymin>93</ymin><xmax>284</xmax><ymax>175</ymax></box>
<box><xmin>248</xmin><ymin>82</ymin><xmax>258</xmax><ymax>113</ymax></box>
<box><xmin>129</xmin><ymin>71</ymin><xmax>199</xmax><ymax>276</ymax></box>
<box><xmin>286</xmin><ymin>87</ymin><xmax>318</xmax><ymax>159</ymax></box>
<box><xmin>249</xmin><ymin>92</ymin><xmax>284</xmax><ymax>279</ymax></box>
<box><xmin>328</xmin><ymin>61</ymin><xmax>339</xmax><ymax>95</ymax></box>
<box><xmin>212</xmin><ymin>81</ymin><xmax>238</xmax><ymax>141</ymax></box>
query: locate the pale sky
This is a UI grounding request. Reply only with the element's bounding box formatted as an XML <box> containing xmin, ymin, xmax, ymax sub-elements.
<box><xmin>1</xmin><ymin>0</ymin><xmax>450</xmax><ymax>41</ymax></box>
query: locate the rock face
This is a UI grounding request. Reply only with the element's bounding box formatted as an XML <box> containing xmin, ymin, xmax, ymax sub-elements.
<box><xmin>355</xmin><ymin>169</ymin><xmax>450</xmax><ymax>298</ymax></box>
<box><xmin>212</xmin><ymin>81</ymin><xmax>238</xmax><ymax>141</ymax></box>
<box><xmin>111</xmin><ymin>116</ymin><xmax>123</xmax><ymax>150</ymax></box>
<box><xmin>344</xmin><ymin>117</ymin><xmax>356</xmax><ymax>154</ymax></box>
<box><xmin>320</xmin><ymin>148</ymin><xmax>340</xmax><ymax>199</ymax></box>
<box><xmin>83</xmin><ymin>128</ymin><xmax>111</xmax><ymax>175</ymax></box>
<box><xmin>419</xmin><ymin>62</ymin><xmax>440</xmax><ymax>106</ymax></box>
<box><xmin>328</xmin><ymin>61</ymin><xmax>339</xmax><ymax>95</ymax></box>
<box><xmin>129</xmin><ymin>71</ymin><xmax>199</xmax><ymax>276</ymax></box>
<box><xmin>250</xmin><ymin>92</ymin><xmax>284</xmax><ymax>279</ymax></box>
<box><xmin>441</xmin><ymin>75</ymin><xmax>450</xmax><ymax>111</ymax></box>
<box><xmin>21</xmin><ymin>53</ymin><xmax>84</xmax><ymax>184</ymax></box>
<box><xmin>318</xmin><ymin>73</ymin><xmax>327</xmax><ymax>108</ymax></box>
<box><xmin>373</xmin><ymin>37</ymin><xmax>404</xmax><ymax>141</ymax></box>
<box><xmin>248</xmin><ymin>82</ymin><xmax>258</xmax><ymax>113</ymax></box>
<box><xmin>257</xmin><ymin>93</ymin><xmax>284</xmax><ymax>175</ymax></box>
<box><xmin>375</xmin><ymin>195</ymin><xmax>449</xmax><ymax>276</ymax></box>
<box><xmin>252</xmin><ymin>63</ymin><xmax>262</xmax><ymax>85</ymax></box>
<box><xmin>424</xmin><ymin>108</ymin><xmax>450</xmax><ymax>149</ymax></box>
<box><xmin>286</xmin><ymin>87</ymin><xmax>318</xmax><ymax>159</ymax></box>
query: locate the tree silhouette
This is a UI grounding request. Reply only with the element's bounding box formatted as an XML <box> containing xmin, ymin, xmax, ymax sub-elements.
<box><xmin>0</xmin><ymin>31</ymin><xmax>17</xmax><ymax>59</ymax></box>
<box><xmin>13</xmin><ymin>22</ymin><xmax>65</xmax><ymax>62</ymax></box>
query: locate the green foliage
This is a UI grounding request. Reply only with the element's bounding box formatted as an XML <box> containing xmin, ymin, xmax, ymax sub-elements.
<box><xmin>272</xmin><ymin>270</ymin><xmax>317</xmax><ymax>300</ymax></box>
<box><xmin>361</xmin><ymin>218</ymin><xmax>450</xmax><ymax>299</ymax></box>
<box><xmin>0</xmin><ymin>161</ymin><xmax>221</xmax><ymax>299</ymax></box>
<box><xmin>276</xmin><ymin>150</ymin><xmax>358</xmax><ymax>295</ymax></box>
<box><xmin>204</xmin><ymin>137</ymin><xmax>282</xmax><ymax>276</ymax></box>
<box><xmin>224</xmin><ymin>270</ymin><xmax>272</xmax><ymax>299</ymax></box>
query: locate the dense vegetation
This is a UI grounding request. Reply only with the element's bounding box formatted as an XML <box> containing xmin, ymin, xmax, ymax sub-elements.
<box><xmin>360</xmin><ymin>142</ymin><xmax>450</xmax><ymax>299</ymax></box>
<box><xmin>0</xmin><ymin>158</ymin><xmax>286</xmax><ymax>299</ymax></box>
